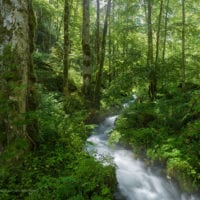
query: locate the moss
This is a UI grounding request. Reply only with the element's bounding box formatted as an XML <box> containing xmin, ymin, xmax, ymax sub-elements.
<box><xmin>0</xmin><ymin>0</ymin><xmax>38</xmax><ymax>150</ymax></box>
<box><xmin>0</xmin><ymin>1</ymin><xmax>14</xmax><ymax>45</ymax></box>
<box><xmin>28</xmin><ymin>0</ymin><xmax>36</xmax><ymax>54</ymax></box>
<box><xmin>0</xmin><ymin>45</ymin><xmax>22</xmax><ymax>146</ymax></box>
<box><xmin>26</xmin><ymin>0</ymin><xmax>39</xmax><ymax>151</ymax></box>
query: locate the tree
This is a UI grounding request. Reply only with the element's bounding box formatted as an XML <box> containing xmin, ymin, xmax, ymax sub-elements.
<box><xmin>0</xmin><ymin>0</ymin><xmax>37</xmax><ymax>150</ymax></box>
<box><xmin>162</xmin><ymin>0</ymin><xmax>170</xmax><ymax>63</ymax></box>
<box><xmin>82</xmin><ymin>0</ymin><xmax>92</xmax><ymax>106</ymax></box>
<box><xmin>147</xmin><ymin>0</ymin><xmax>154</xmax><ymax>67</ymax></box>
<box><xmin>155</xmin><ymin>0</ymin><xmax>163</xmax><ymax>66</ymax></box>
<box><xmin>147</xmin><ymin>0</ymin><xmax>156</xmax><ymax>100</ymax></box>
<box><xmin>96</xmin><ymin>0</ymin><xmax>100</xmax><ymax>71</ymax></box>
<box><xmin>63</xmin><ymin>0</ymin><xmax>70</xmax><ymax>97</ymax></box>
<box><xmin>181</xmin><ymin>0</ymin><xmax>186</xmax><ymax>89</ymax></box>
<box><xmin>94</xmin><ymin>0</ymin><xmax>112</xmax><ymax>109</ymax></box>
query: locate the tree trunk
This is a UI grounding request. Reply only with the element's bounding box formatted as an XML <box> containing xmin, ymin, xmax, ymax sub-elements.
<box><xmin>108</xmin><ymin>1</ymin><xmax>114</xmax><ymax>84</ymax></box>
<box><xmin>94</xmin><ymin>0</ymin><xmax>112</xmax><ymax>109</ymax></box>
<box><xmin>155</xmin><ymin>0</ymin><xmax>163</xmax><ymax>66</ymax></box>
<box><xmin>0</xmin><ymin>0</ymin><xmax>37</xmax><ymax>150</ymax></box>
<box><xmin>82</xmin><ymin>0</ymin><xmax>92</xmax><ymax>106</ymax></box>
<box><xmin>96</xmin><ymin>0</ymin><xmax>100</xmax><ymax>70</ymax></box>
<box><xmin>108</xmin><ymin>23</ymin><xmax>112</xmax><ymax>85</ymax></box>
<box><xmin>162</xmin><ymin>0</ymin><xmax>170</xmax><ymax>63</ymax></box>
<box><xmin>147</xmin><ymin>0</ymin><xmax>154</xmax><ymax>67</ymax></box>
<box><xmin>181</xmin><ymin>0</ymin><xmax>185</xmax><ymax>89</ymax></box>
<box><xmin>147</xmin><ymin>0</ymin><xmax>156</xmax><ymax>101</ymax></box>
<box><xmin>63</xmin><ymin>0</ymin><xmax>70</xmax><ymax>97</ymax></box>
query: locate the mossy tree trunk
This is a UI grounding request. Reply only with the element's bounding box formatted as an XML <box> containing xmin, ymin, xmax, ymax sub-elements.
<box><xmin>155</xmin><ymin>0</ymin><xmax>163</xmax><ymax>67</ymax></box>
<box><xmin>0</xmin><ymin>0</ymin><xmax>37</xmax><ymax>150</ymax></box>
<box><xmin>181</xmin><ymin>0</ymin><xmax>186</xmax><ymax>89</ymax></box>
<box><xmin>82</xmin><ymin>0</ymin><xmax>92</xmax><ymax>107</ymax></box>
<box><xmin>63</xmin><ymin>0</ymin><xmax>70</xmax><ymax>98</ymax></box>
<box><xmin>162</xmin><ymin>0</ymin><xmax>170</xmax><ymax>63</ymax></box>
<box><xmin>96</xmin><ymin>0</ymin><xmax>100</xmax><ymax>70</ymax></box>
<box><xmin>147</xmin><ymin>0</ymin><xmax>156</xmax><ymax>101</ymax></box>
<box><xmin>94</xmin><ymin>0</ymin><xmax>112</xmax><ymax>109</ymax></box>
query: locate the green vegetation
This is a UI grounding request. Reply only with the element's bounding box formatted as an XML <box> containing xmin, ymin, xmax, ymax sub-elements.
<box><xmin>113</xmin><ymin>88</ymin><xmax>200</xmax><ymax>192</ymax></box>
<box><xmin>0</xmin><ymin>0</ymin><xmax>200</xmax><ymax>199</ymax></box>
<box><xmin>0</xmin><ymin>91</ymin><xmax>116</xmax><ymax>200</ymax></box>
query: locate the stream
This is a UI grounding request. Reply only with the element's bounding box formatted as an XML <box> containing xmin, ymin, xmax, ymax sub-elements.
<box><xmin>86</xmin><ymin>115</ymin><xmax>200</xmax><ymax>200</ymax></box>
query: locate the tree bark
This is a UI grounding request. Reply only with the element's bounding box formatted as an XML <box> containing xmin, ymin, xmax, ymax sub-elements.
<box><xmin>108</xmin><ymin>22</ymin><xmax>112</xmax><ymax>84</ymax></box>
<box><xmin>82</xmin><ymin>0</ymin><xmax>92</xmax><ymax>106</ymax></box>
<box><xmin>155</xmin><ymin>0</ymin><xmax>163</xmax><ymax>66</ymax></box>
<box><xmin>181</xmin><ymin>0</ymin><xmax>185</xmax><ymax>89</ymax></box>
<box><xmin>96</xmin><ymin>0</ymin><xmax>100</xmax><ymax>70</ymax></box>
<box><xmin>147</xmin><ymin>0</ymin><xmax>156</xmax><ymax>101</ymax></box>
<box><xmin>147</xmin><ymin>0</ymin><xmax>154</xmax><ymax>67</ymax></box>
<box><xmin>63</xmin><ymin>0</ymin><xmax>70</xmax><ymax>97</ymax></box>
<box><xmin>0</xmin><ymin>0</ymin><xmax>37</xmax><ymax>150</ymax></box>
<box><xmin>162</xmin><ymin>0</ymin><xmax>170</xmax><ymax>63</ymax></box>
<box><xmin>94</xmin><ymin>0</ymin><xmax>112</xmax><ymax>109</ymax></box>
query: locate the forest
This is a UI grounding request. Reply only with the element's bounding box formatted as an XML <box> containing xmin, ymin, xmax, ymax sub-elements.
<box><xmin>0</xmin><ymin>0</ymin><xmax>199</xmax><ymax>199</ymax></box>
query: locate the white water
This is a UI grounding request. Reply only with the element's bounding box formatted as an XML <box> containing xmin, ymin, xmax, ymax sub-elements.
<box><xmin>86</xmin><ymin>116</ymin><xmax>200</xmax><ymax>200</ymax></box>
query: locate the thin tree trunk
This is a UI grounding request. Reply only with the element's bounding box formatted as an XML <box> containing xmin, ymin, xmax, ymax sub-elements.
<box><xmin>155</xmin><ymin>0</ymin><xmax>163</xmax><ymax>66</ymax></box>
<box><xmin>94</xmin><ymin>0</ymin><xmax>112</xmax><ymax>109</ymax></box>
<box><xmin>82</xmin><ymin>0</ymin><xmax>92</xmax><ymax>106</ymax></box>
<box><xmin>147</xmin><ymin>0</ymin><xmax>153</xmax><ymax>66</ymax></box>
<box><xmin>92</xmin><ymin>0</ymin><xmax>100</xmax><ymax>104</ymax></box>
<box><xmin>108</xmin><ymin>24</ymin><xmax>112</xmax><ymax>84</ymax></box>
<box><xmin>162</xmin><ymin>0</ymin><xmax>170</xmax><ymax>62</ymax></box>
<box><xmin>96</xmin><ymin>0</ymin><xmax>100</xmax><ymax>69</ymax></box>
<box><xmin>108</xmin><ymin>0</ymin><xmax>113</xmax><ymax>85</ymax></box>
<box><xmin>112</xmin><ymin>43</ymin><xmax>116</xmax><ymax>79</ymax></box>
<box><xmin>63</xmin><ymin>0</ymin><xmax>70</xmax><ymax>97</ymax></box>
<box><xmin>147</xmin><ymin>0</ymin><xmax>156</xmax><ymax>101</ymax></box>
<box><xmin>181</xmin><ymin>0</ymin><xmax>185</xmax><ymax>89</ymax></box>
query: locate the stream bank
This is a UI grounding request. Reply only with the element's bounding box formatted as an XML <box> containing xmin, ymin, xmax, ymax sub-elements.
<box><xmin>111</xmin><ymin>96</ymin><xmax>200</xmax><ymax>196</ymax></box>
<box><xmin>87</xmin><ymin>115</ymin><xmax>200</xmax><ymax>200</ymax></box>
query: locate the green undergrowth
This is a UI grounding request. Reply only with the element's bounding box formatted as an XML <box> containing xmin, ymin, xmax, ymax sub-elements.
<box><xmin>112</xmin><ymin>89</ymin><xmax>200</xmax><ymax>192</ymax></box>
<box><xmin>0</xmin><ymin>92</ymin><xmax>116</xmax><ymax>200</ymax></box>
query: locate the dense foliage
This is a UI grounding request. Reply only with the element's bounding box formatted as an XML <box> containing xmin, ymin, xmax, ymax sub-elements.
<box><xmin>113</xmin><ymin>88</ymin><xmax>200</xmax><ymax>192</ymax></box>
<box><xmin>0</xmin><ymin>0</ymin><xmax>199</xmax><ymax>199</ymax></box>
<box><xmin>0</xmin><ymin>91</ymin><xmax>116</xmax><ymax>199</ymax></box>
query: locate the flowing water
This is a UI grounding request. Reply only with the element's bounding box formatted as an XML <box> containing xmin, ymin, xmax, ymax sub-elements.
<box><xmin>86</xmin><ymin>115</ymin><xmax>200</xmax><ymax>200</ymax></box>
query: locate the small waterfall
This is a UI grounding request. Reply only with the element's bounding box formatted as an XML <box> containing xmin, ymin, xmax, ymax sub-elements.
<box><xmin>86</xmin><ymin>116</ymin><xmax>200</xmax><ymax>200</ymax></box>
